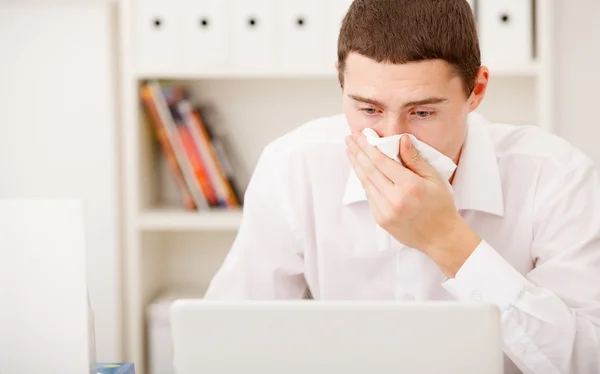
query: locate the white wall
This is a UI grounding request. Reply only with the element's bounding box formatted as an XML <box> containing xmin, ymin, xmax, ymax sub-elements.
<box><xmin>0</xmin><ymin>1</ymin><xmax>121</xmax><ymax>362</ymax></box>
<box><xmin>554</xmin><ymin>0</ymin><xmax>600</xmax><ymax>164</ymax></box>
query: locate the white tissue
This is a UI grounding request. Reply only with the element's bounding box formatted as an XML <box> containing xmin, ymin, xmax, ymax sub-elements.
<box><xmin>361</xmin><ymin>128</ymin><xmax>457</xmax><ymax>182</ymax></box>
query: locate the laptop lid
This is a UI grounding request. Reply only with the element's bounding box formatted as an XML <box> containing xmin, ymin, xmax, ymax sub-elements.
<box><xmin>170</xmin><ymin>300</ymin><xmax>503</xmax><ymax>374</ymax></box>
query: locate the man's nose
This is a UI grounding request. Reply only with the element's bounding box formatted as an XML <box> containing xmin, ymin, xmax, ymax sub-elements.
<box><xmin>380</xmin><ymin>115</ymin><xmax>408</xmax><ymax>136</ymax></box>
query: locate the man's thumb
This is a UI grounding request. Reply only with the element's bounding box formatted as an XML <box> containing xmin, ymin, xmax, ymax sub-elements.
<box><xmin>400</xmin><ymin>135</ymin><xmax>436</xmax><ymax>178</ymax></box>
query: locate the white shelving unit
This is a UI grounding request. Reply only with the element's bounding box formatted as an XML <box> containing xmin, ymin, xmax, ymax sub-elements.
<box><xmin>138</xmin><ymin>208</ymin><xmax>242</xmax><ymax>231</ymax></box>
<box><xmin>119</xmin><ymin>0</ymin><xmax>553</xmax><ymax>373</ymax></box>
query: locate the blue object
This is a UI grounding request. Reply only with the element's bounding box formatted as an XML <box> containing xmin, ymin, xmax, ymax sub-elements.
<box><xmin>96</xmin><ymin>363</ymin><xmax>135</xmax><ymax>374</ymax></box>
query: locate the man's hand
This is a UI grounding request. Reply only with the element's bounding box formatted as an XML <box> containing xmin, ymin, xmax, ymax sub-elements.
<box><xmin>345</xmin><ymin>132</ymin><xmax>481</xmax><ymax>277</ymax></box>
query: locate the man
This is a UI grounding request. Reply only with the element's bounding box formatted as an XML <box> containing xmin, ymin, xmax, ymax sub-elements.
<box><xmin>205</xmin><ymin>0</ymin><xmax>600</xmax><ymax>373</ymax></box>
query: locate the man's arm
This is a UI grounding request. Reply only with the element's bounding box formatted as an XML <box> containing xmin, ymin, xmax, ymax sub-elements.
<box><xmin>347</xmin><ymin>132</ymin><xmax>600</xmax><ymax>374</ymax></box>
<box><xmin>441</xmin><ymin>158</ymin><xmax>600</xmax><ymax>374</ymax></box>
<box><xmin>204</xmin><ymin>144</ymin><xmax>307</xmax><ymax>299</ymax></box>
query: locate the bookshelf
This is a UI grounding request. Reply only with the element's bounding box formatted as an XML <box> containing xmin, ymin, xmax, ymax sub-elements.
<box><xmin>118</xmin><ymin>0</ymin><xmax>554</xmax><ymax>373</ymax></box>
<box><xmin>137</xmin><ymin>208</ymin><xmax>242</xmax><ymax>231</ymax></box>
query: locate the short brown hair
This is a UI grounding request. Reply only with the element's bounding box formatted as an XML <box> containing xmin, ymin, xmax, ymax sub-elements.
<box><xmin>337</xmin><ymin>0</ymin><xmax>480</xmax><ymax>96</ymax></box>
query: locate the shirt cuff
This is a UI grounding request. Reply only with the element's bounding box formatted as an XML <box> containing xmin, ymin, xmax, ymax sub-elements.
<box><xmin>442</xmin><ymin>240</ymin><xmax>530</xmax><ymax>311</ymax></box>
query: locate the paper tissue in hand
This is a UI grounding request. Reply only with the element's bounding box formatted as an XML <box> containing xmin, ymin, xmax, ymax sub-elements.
<box><xmin>361</xmin><ymin>128</ymin><xmax>457</xmax><ymax>183</ymax></box>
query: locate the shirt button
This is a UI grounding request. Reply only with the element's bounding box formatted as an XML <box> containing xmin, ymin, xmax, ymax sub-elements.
<box><xmin>472</xmin><ymin>292</ymin><xmax>484</xmax><ymax>301</ymax></box>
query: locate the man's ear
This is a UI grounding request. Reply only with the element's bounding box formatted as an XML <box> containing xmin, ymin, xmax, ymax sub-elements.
<box><xmin>334</xmin><ymin>60</ymin><xmax>339</xmax><ymax>70</ymax></box>
<box><xmin>468</xmin><ymin>66</ymin><xmax>489</xmax><ymax>112</ymax></box>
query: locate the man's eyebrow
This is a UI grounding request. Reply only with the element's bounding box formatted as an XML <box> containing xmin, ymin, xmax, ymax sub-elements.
<box><xmin>348</xmin><ymin>94</ymin><xmax>387</xmax><ymax>109</ymax></box>
<box><xmin>401</xmin><ymin>97</ymin><xmax>448</xmax><ymax>108</ymax></box>
<box><xmin>348</xmin><ymin>94</ymin><xmax>448</xmax><ymax>109</ymax></box>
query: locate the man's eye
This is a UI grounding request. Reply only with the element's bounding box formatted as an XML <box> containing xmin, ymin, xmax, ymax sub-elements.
<box><xmin>361</xmin><ymin>108</ymin><xmax>378</xmax><ymax>115</ymax></box>
<box><xmin>415</xmin><ymin>111</ymin><xmax>433</xmax><ymax>118</ymax></box>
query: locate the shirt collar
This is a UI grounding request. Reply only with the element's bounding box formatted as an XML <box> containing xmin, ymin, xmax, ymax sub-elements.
<box><xmin>342</xmin><ymin>112</ymin><xmax>504</xmax><ymax>217</ymax></box>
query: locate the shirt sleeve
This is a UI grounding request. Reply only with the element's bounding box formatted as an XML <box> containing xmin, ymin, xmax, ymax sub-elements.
<box><xmin>443</xmin><ymin>159</ymin><xmax>600</xmax><ymax>374</ymax></box>
<box><xmin>204</xmin><ymin>143</ymin><xmax>307</xmax><ymax>300</ymax></box>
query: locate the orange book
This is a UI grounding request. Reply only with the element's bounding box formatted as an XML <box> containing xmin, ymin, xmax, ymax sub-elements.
<box><xmin>177</xmin><ymin>99</ymin><xmax>239</xmax><ymax>208</ymax></box>
<box><xmin>139</xmin><ymin>85</ymin><xmax>196</xmax><ymax>210</ymax></box>
<box><xmin>177</xmin><ymin>123</ymin><xmax>220</xmax><ymax>207</ymax></box>
<box><xmin>190</xmin><ymin>109</ymin><xmax>240</xmax><ymax>208</ymax></box>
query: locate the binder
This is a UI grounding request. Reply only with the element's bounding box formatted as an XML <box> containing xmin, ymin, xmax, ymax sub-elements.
<box><xmin>325</xmin><ymin>0</ymin><xmax>354</xmax><ymax>67</ymax></box>
<box><xmin>230</xmin><ymin>0</ymin><xmax>276</xmax><ymax>72</ymax></box>
<box><xmin>181</xmin><ymin>0</ymin><xmax>229</xmax><ymax>72</ymax></box>
<box><xmin>478</xmin><ymin>0</ymin><xmax>534</xmax><ymax>67</ymax></box>
<box><xmin>276</xmin><ymin>0</ymin><xmax>325</xmax><ymax>71</ymax></box>
<box><xmin>133</xmin><ymin>0</ymin><xmax>180</xmax><ymax>74</ymax></box>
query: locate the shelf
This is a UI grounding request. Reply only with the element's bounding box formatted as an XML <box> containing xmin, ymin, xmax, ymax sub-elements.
<box><xmin>135</xmin><ymin>69</ymin><xmax>339</xmax><ymax>81</ymax></box>
<box><xmin>137</xmin><ymin>208</ymin><xmax>242</xmax><ymax>232</ymax></box>
<box><xmin>135</xmin><ymin>62</ymin><xmax>540</xmax><ymax>80</ymax></box>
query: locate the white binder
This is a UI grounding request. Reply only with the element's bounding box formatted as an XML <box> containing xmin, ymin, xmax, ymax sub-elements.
<box><xmin>230</xmin><ymin>0</ymin><xmax>276</xmax><ymax>72</ymax></box>
<box><xmin>325</xmin><ymin>0</ymin><xmax>354</xmax><ymax>68</ymax></box>
<box><xmin>133</xmin><ymin>0</ymin><xmax>180</xmax><ymax>74</ymax></box>
<box><xmin>478</xmin><ymin>0</ymin><xmax>534</xmax><ymax>68</ymax></box>
<box><xmin>181</xmin><ymin>0</ymin><xmax>229</xmax><ymax>72</ymax></box>
<box><xmin>277</xmin><ymin>0</ymin><xmax>325</xmax><ymax>71</ymax></box>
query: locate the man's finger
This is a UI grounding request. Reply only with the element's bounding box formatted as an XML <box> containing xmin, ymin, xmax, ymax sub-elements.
<box><xmin>346</xmin><ymin>147</ymin><xmax>390</xmax><ymax>220</ymax></box>
<box><xmin>347</xmin><ymin>135</ymin><xmax>395</xmax><ymax>195</ymax></box>
<box><xmin>399</xmin><ymin>135</ymin><xmax>439</xmax><ymax>180</ymax></box>
<box><xmin>356</xmin><ymin>133</ymin><xmax>417</xmax><ymax>184</ymax></box>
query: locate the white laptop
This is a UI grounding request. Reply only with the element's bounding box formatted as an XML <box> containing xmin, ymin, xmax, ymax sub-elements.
<box><xmin>170</xmin><ymin>300</ymin><xmax>503</xmax><ymax>374</ymax></box>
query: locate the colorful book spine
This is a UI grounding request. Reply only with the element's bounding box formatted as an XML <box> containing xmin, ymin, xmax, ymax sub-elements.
<box><xmin>175</xmin><ymin>112</ymin><xmax>220</xmax><ymax>207</ymax></box>
<box><xmin>198</xmin><ymin>108</ymin><xmax>243</xmax><ymax>205</ymax></box>
<box><xmin>179</xmin><ymin>101</ymin><xmax>239</xmax><ymax>208</ymax></box>
<box><xmin>141</xmin><ymin>80</ymin><xmax>243</xmax><ymax>210</ymax></box>
<box><xmin>139</xmin><ymin>85</ymin><xmax>196</xmax><ymax>210</ymax></box>
<box><xmin>147</xmin><ymin>81</ymin><xmax>209</xmax><ymax>210</ymax></box>
<box><xmin>164</xmin><ymin>87</ymin><xmax>220</xmax><ymax>207</ymax></box>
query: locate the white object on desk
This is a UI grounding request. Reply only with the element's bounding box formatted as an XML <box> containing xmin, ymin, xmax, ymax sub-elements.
<box><xmin>170</xmin><ymin>300</ymin><xmax>503</xmax><ymax>374</ymax></box>
<box><xmin>0</xmin><ymin>199</ymin><xmax>95</xmax><ymax>374</ymax></box>
<box><xmin>146</xmin><ymin>291</ymin><xmax>204</xmax><ymax>374</ymax></box>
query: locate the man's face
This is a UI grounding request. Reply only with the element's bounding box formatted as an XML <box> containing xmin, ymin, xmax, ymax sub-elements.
<box><xmin>341</xmin><ymin>53</ymin><xmax>486</xmax><ymax>164</ymax></box>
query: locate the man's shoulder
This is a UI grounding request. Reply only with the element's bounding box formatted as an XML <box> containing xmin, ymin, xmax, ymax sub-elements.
<box><xmin>481</xmin><ymin>116</ymin><xmax>591</xmax><ymax>168</ymax></box>
<box><xmin>263</xmin><ymin>113</ymin><xmax>349</xmax><ymax>156</ymax></box>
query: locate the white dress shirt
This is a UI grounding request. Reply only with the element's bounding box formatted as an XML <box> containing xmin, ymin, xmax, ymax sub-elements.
<box><xmin>205</xmin><ymin>112</ymin><xmax>600</xmax><ymax>374</ymax></box>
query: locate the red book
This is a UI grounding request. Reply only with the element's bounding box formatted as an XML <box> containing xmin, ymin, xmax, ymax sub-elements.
<box><xmin>177</xmin><ymin>123</ymin><xmax>219</xmax><ymax>207</ymax></box>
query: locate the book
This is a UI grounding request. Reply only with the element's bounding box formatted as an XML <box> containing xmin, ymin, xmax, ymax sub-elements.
<box><xmin>140</xmin><ymin>80</ymin><xmax>242</xmax><ymax>210</ymax></box>
<box><xmin>166</xmin><ymin>95</ymin><xmax>220</xmax><ymax>207</ymax></box>
<box><xmin>197</xmin><ymin>107</ymin><xmax>244</xmax><ymax>205</ymax></box>
<box><xmin>179</xmin><ymin>101</ymin><xmax>240</xmax><ymax>208</ymax></box>
<box><xmin>147</xmin><ymin>81</ymin><xmax>209</xmax><ymax>210</ymax></box>
<box><xmin>140</xmin><ymin>85</ymin><xmax>196</xmax><ymax>210</ymax></box>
